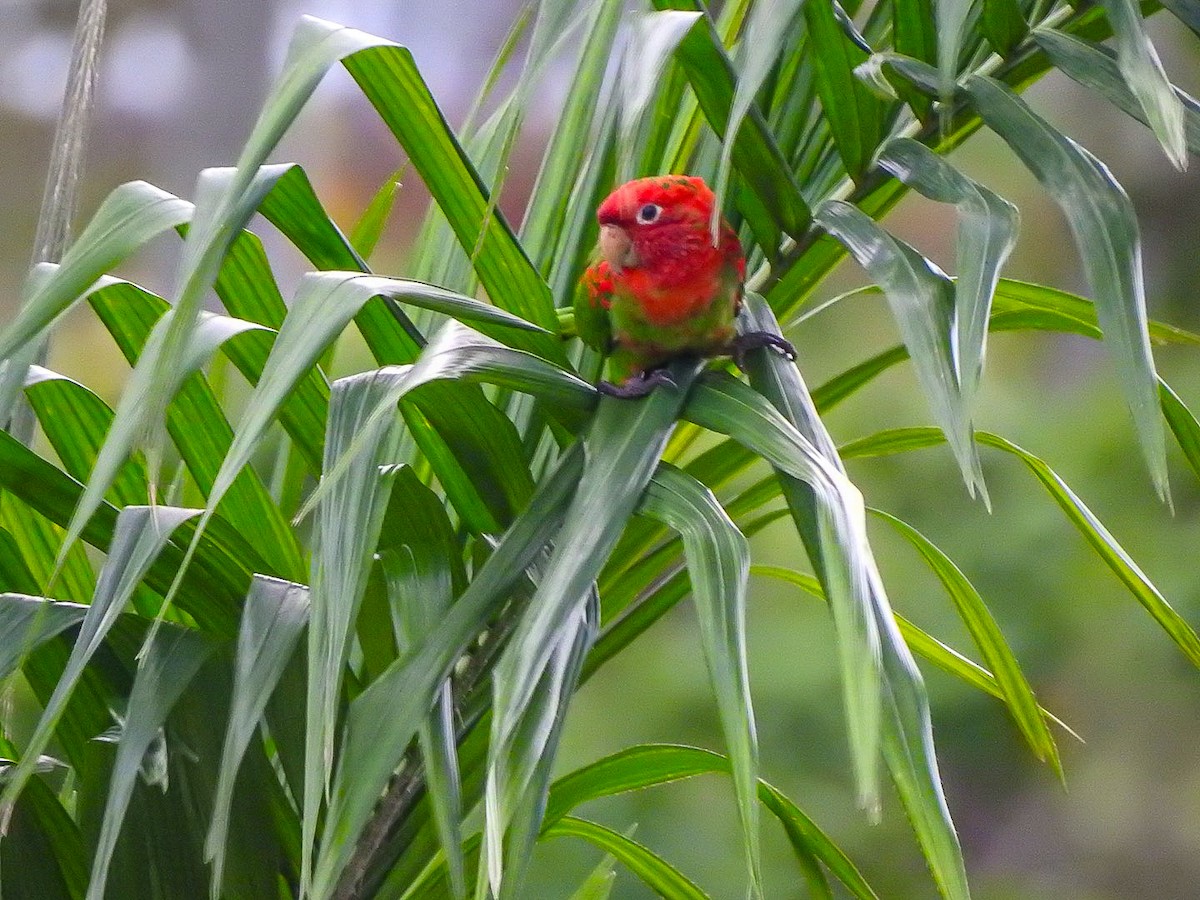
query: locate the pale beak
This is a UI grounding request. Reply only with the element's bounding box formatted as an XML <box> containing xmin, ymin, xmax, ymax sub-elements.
<box><xmin>599</xmin><ymin>223</ymin><xmax>639</xmax><ymax>272</ymax></box>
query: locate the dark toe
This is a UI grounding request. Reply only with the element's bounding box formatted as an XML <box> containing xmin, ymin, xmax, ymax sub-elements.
<box><xmin>731</xmin><ymin>332</ymin><xmax>796</xmax><ymax>369</ymax></box>
<box><xmin>597</xmin><ymin>369</ymin><xmax>676</xmax><ymax>399</ymax></box>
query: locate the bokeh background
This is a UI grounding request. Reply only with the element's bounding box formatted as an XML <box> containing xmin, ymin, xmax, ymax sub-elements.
<box><xmin>3</xmin><ymin>1</ymin><xmax>1200</xmax><ymax>897</ymax></box>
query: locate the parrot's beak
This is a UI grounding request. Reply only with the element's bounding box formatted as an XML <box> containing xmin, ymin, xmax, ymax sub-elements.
<box><xmin>599</xmin><ymin>224</ymin><xmax>640</xmax><ymax>273</ymax></box>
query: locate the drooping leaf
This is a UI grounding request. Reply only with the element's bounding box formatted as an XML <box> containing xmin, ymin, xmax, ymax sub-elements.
<box><xmin>815</xmin><ymin>201</ymin><xmax>986</xmax><ymax>503</ymax></box>
<box><xmin>0</xmin><ymin>183</ymin><xmax>192</xmax><ymax>421</ymax></box>
<box><xmin>963</xmin><ymin>73</ymin><xmax>1168</xmax><ymax>502</ymax></box>
<box><xmin>1033</xmin><ymin>28</ymin><xmax>1200</xmax><ymax>158</ymax></box>
<box><xmin>1097</xmin><ymin>0</ymin><xmax>1188</xmax><ymax>169</ymax></box>
<box><xmin>639</xmin><ymin>464</ymin><xmax>760</xmax><ymax>895</ymax></box>
<box><xmin>0</xmin><ymin>594</ymin><xmax>87</xmax><ymax>680</ymax></box>
<box><xmin>683</xmin><ymin>371</ymin><xmax>884</xmax><ymax>812</ymax></box>
<box><xmin>873</xmin><ymin>138</ymin><xmax>1019</xmax><ymax>416</ymax></box>
<box><xmin>735</xmin><ymin>295</ymin><xmax>968</xmax><ymax>900</ymax></box>
<box><xmin>841</xmin><ymin>427</ymin><xmax>1200</xmax><ymax>670</ymax></box>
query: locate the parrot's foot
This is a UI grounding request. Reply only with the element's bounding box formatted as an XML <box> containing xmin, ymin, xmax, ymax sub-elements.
<box><xmin>597</xmin><ymin>368</ymin><xmax>677</xmax><ymax>398</ymax></box>
<box><xmin>729</xmin><ymin>332</ymin><xmax>796</xmax><ymax>371</ymax></box>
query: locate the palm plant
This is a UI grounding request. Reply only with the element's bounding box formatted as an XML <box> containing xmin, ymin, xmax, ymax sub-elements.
<box><xmin>1</xmin><ymin>0</ymin><xmax>1199</xmax><ymax>897</ymax></box>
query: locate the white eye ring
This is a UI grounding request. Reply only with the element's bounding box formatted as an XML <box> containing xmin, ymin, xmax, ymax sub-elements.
<box><xmin>636</xmin><ymin>203</ymin><xmax>662</xmax><ymax>224</ymax></box>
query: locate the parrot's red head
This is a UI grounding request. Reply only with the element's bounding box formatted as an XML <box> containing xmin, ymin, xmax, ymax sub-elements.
<box><xmin>595</xmin><ymin>176</ymin><xmax>741</xmax><ymax>283</ymax></box>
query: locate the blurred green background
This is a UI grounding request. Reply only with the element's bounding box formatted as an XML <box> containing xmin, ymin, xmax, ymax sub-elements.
<box><xmin>2</xmin><ymin>2</ymin><xmax>1199</xmax><ymax>897</ymax></box>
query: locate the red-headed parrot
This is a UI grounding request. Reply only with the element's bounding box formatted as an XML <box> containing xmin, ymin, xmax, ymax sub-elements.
<box><xmin>576</xmin><ymin>175</ymin><xmax>795</xmax><ymax>398</ymax></box>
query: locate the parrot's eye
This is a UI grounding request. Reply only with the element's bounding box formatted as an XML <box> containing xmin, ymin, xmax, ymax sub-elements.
<box><xmin>636</xmin><ymin>203</ymin><xmax>662</xmax><ymax>224</ymax></box>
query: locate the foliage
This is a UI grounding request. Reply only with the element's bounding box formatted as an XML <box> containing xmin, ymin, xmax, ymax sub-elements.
<box><xmin>1</xmin><ymin>1</ymin><xmax>1198</xmax><ymax>898</ymax></box>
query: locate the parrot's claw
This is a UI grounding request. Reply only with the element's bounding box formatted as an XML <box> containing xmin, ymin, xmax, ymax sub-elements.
<box><xmin>597</xmin><ymin>368</ymin><xmax>677</xmax><ymax>399</ymax></box>
<box><xmin>730</xmin><ymin>332</ymin><xmax>797</xmax><ymax>371</ymax></box>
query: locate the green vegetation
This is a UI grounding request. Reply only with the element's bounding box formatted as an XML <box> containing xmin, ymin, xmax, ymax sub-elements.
<box><xmin>1</xmin><ymin>1</ymin><xmax>1198</xmax><ymax>897</ymax></box>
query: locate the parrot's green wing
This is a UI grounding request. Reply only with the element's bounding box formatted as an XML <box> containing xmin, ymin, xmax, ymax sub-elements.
<box><xmin>574</xmin><ymin>261</ymin><xmax>614</xmax><ymax>354</ymax></box>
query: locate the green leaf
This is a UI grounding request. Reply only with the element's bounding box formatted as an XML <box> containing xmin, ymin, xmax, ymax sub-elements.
<box><xmin>0</xmin><ymin>431</ymin><xmax>244</xmax><ymax>633</ymax></box>
<box><xmin>713</xmin><ymin>0</ymin><xmax>803</xmax><ymax>241</ymax></box>
<box><xmin>314</xmin><ymin>443</ymin><xmax>586</xmax><ymax>899</ymax></box>
<box><xmin>302</xmin><ymin>370</ymin><xmax>406</xmax><ymax>894</ymax></box>
<box><xmin>874</xmin><ymin>138</ymin><xmax>1019</xmax><ymax>415</ymax></box>
<box><xmin>87</xmin><ymin>626</ymin><xmax>215</xmax><ymax>900</ymax></box>
<box><xmin>735</xmin><ymin>295</ymin><xmax>968</xmax><ymax>900</ymax></box>
<box><xmin>23</xmin><ymin>366</ymin><xmax>148</xmax><ymax>507</ymax></box>
<box><xmin>892</xmin><ymin>0</ymin><xmax>938</xmax><ymax>117</ymax></box>
<box><xmin>0</xmin><ymin>594</ymin><xmax>87</xmax><ymax>680</ymax></box>
<box><xmin>752</xmin><ymin>565</ymin><xmax>1077</xmax><ymax>740</ymax></box>
<box><xmin>936</xmin><ymin>0</ymin><xmax>973</xmax><ymax>104</ymax></box>
<box><xmin>683</xmin><ymin>371</ymin><xmax>884</xmax><ymax>811</ymax></box>
<box><xmin>1160</xmin><ymin>381</ymin><xmax>1200</xmax><ymax>484</ymax></box>
<box><xmin>205</xmin><ymin>575</ymin><xmax>309</xmax><ymax>896</ymax></box>
<box><xmin>1097</xmin><ymin>0</ymin><xmax>1188</xmax><ymax>169</ymax></box>
<box><xmin>619</xmin><ymin>11</ymin><xmax>703</xmax><ymax>177</ymax></box>
<box><xmin>639</xmin><ymin>464</ymin><xmax>761</xmax><ymax>895</ymax></box>
<box><xmin>54</xmin><ymin>300</ymin><xmax>273</xmax><ymax>579</ymax></box>
<box><xmin>815</xmin><ymin>201</ymin><xmax>986</xmax><ymax>503</ymax></box>
<box><xmin>520</xmin><ymin>0</ymin><xmax>624</xmax><ymax>274</ymax></box>
<box><xmin>0</xmin><ymin>182</ymin><xmax>192</xmax><ymax>420</ymax></box>
<box><xmin>299</xmin><ymin>322</ymin><xmax>594</xmax><ymax>523</ymax></box>
<box><xmin>1033</xmin><ymin>28</ymin><xmax>1200</xmax><ymax>158</ymax></box>
<box><xmin>841</xmin><ymin>427</ymin><xmax>1200</xmax><ymax>670</ymax></box>
<box><xmin>378</xmin><ymin>469</ymin><xmax>467</xmax><ymax>900</ymax></box>
<box><xmin>0</xmin><ymin>505</ymin><xmax>201</xmax><ymax>830</ymax></box>
<box><xmin>542</xmin><ymin>817</ymin><xmax>709</xmax><ymax>900</ymax></box>
<box><xmin>870</xmin><ymin>509</ymin><xmax>1062</xmax><ymax>776</ymax></box>
<box><xmin>333</xmin><ymin>20</ymin><xmax>561</xmax><ymax>342</ymax></box>
<box><xmin>351</xmin><ymin>168</ymin><xmax>405</xmax><ymax>261</ymax></box>
<box><xmin>544</xmin><ymin>743</ymin><xmax>879</xmax><ymax>900</ymax></box>
<box><xmin>486</xmin><ymin>360</ymin><xmax>701</xmax><ymax>895</ymax></box>
<box><xmin>567</xmin><ymin>849</ymin><xmax>618</xmax><ymax>900</ymax></box>
<box><xmin>963</xmin><ymin>73</ymin><xmax>1168</xmax><ymax>502</ymax></box>
<box><xmin>648</xmin><ymin>0</ymin><xmax>810</xmax><ymax>236</ymax></box>
<box><xmin>806</xmin><ymin>0</ymin><xmax>886</xmax><ymax>184</ymax></box>
<box><xmin>982</xmin><ymin>0</ymin><xmax>1028</xmax><ymax>56</ymax></box>
<box><xmin>83</xmin><ymin>277</ymin><xmax>305</xmax><ymax>583</ymax></box>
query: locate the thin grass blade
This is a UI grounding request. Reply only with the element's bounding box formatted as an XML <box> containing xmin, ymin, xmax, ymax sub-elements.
<box><xmin>871</xmin><ymin>509</ymin><xmax>1062</xmax><ymax>776</ymax></box>
<box><xmin>841</xmin><ymin>427</ymin><xmax>1200</xmax><ymax>670</ymax></box>
<box><xmin>683</xmin><ymin>371</ymin><xmax>884</xmax><ymax>811</ymax></box>
<box><xmin>542</xmin><ymin>817</ymin><xmax>709</xmax><ymax>900</ymax></box>
<box><xmin>735</xmin><ymin>295</ymin><xmax>969</xmax><ymax>900</ymax></box>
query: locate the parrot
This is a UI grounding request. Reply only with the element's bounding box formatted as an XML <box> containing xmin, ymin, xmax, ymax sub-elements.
<box><xmin>575</xmin><ymin>174</ymin><xmax>795</xmax><ymax>398</ymax></box>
